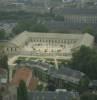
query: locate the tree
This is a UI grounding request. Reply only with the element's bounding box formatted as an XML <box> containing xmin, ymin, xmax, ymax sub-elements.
<box><xmin>17</xmin><ymin>80</ymin><xmax>28</xmax><ymax>100</ymax></box>
<box><xmin>0</xmin><ymin>54</ymin><xmax>8</xmax><ymax>69</ymax></box>
<box><xmin>0</xmin><ymin>29</ymin><xmax>6</xmax><ymax>40</ymax></box>
<box><xmin>82</xmin><ymin>26</ymin><xmax>97</xmax><ymax>43</ymax></box>
<box><xmin>30</xmin><ymin>24</ymin><xmax>49</xmax><ymax>32</ymax></box>
<box><xmin>13</xmin><ymin>19</ymin><xmax>49</xmax><ymax>34</ymax></box>
<box><xmin>70</xmin><ymin>46</ymin><xmax>97</xmax><ymax>79</ymax></box>
<box><xmin>12</xmin><ymin>21</ymin><xmax>31</xmax><ymax>34</ymax></box>
<box><xmin>47</xmin><ymin>79</ymin><xmax>56</xmax><ymax>91</ymax></box>
<box><xmin>81</xmin><ymin>92</ymin><xmax>97</xmax><ymax>100</ymax></box>
<box><xmin>0</xmin><ymin>54</ymin><xmax>9</xmax><ymax>82</ymax></box>
<box><xmin>37</xmin><ymin>84</ymin><xmax>43</xmax><ymax>91</ymax></box>
<box><xmin>78</xmin><ymin>76</ymin><xmax>90</xmax><ymax>93</ymax></box>
<box><xmin>83</xmin><ymin>26</ymin><xmax>94</xmax><ymax>34</ymax></box>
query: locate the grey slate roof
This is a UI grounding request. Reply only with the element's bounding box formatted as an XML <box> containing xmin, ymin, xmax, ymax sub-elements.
<box><xmin>53</xmin><ymin>67</ymin><xmax>84</xmax><ymax>79</ymax></box>
<box><xmin>54</xmin><ymin>8</ymin><xmax>97</xmax><ymax>16</ymax></box>
<box><xmin>49</xmin><ymin>67</ymin><xmax>85</xmax><ymax>84</ymax></box>
<box><xmin>19</xmin><ymin>60</ymin><xmax>84</xmax><ymax>84</ymax></box>
<box><xmin>20</xmin><ymin>61</ymin><xmax>54</xmax><ymax>71</ymax></box>
<box><xmin>28</xmin><ymin>91</ymin><xmax>78</xmax><ymax>100</ymax></box>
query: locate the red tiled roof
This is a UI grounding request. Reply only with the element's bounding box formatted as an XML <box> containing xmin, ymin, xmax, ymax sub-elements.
<box><xmin>11</xmin><ymin>67</ymin><xmax>38</xmax><ymax>91</ymax></box>
<box><xmin>28</xmin><ymin>78</ymin><xmax>38</xmax><ymax>91</ymax></box>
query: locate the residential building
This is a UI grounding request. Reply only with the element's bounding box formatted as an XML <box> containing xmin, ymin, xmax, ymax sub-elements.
<box><xmin>28</xmin><ymin>90</ymin><xmax>80</xmax><ymax>100</ymax></box>
<box><xmin>33</xmin><ymin>65</ymin><xmax>85</xmax><ymax>88</ymax></box>
<box><xmin>52</xmin><ymin>8</ymin><xmax>97</xmax><ymax>31</ymax></box>
<box><xmin>19</xmin><ymin>61</ymin><xmax>85</xmax><ymax>88</ymax></box>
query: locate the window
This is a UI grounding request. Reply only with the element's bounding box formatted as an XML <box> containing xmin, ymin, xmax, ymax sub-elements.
<box><xmin>37</xmin><ymin>96</ymin><xmax>40</xmax><ymax>100</ymax></box>
<box><xmin>11</xmin><ymin>48</ymin><xmax>13</xmax><ymax>52</ymax></box>
<box><xmin>6</xmin><ymin>48</ymin><xmax>8</xmax><ymax>51</ymax></box>
<box><xmin>15</xmin><ymin>48</ymin><xmax>16</xmax><ymax>51</ymax></box>
<box><xmin>42</xmin><ymin>96</ymin><xmax>45</xmax><ymax>100</ymax></box>
<box><xmin>54</xmin><ymin>96</ymin><xmax>57</xmax><ymax>100</ymax></box>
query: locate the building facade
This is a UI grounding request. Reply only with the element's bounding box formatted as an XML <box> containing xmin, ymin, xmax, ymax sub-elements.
<box><xmin>28</xmin><ymin>91</ymin><xmax>80</xmax><ymax>100</ymax></box>
<box><xmin>7</xmin><ymin>31</ymin><xmax>94</xmax><ymax>59</ymax></box>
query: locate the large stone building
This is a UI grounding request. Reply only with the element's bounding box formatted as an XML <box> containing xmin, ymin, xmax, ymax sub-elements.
<box><xmin>0</xmin><ymin>0</ymin><xmax>17</xmax><ymax>6</ymax></box>
<box><xmin>78</xmin><ymin>0</ymin><xmax>97</xmax><ymax>8</ymax></box>
<box><xmin>53</xmin><ymin>8</ymin><xmax>97</xmax><ymax>31</ymax></box>
<box><xmin>4</xmin><ymin>31</ymin><xmax>94</xmax><ymax>59</ymax></box>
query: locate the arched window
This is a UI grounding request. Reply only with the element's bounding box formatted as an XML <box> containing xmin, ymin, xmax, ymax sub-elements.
<box><xmin>15</xmin><ymin>48</ymin><xmax>16</xmax><ymax>51</ymax></box>
<box><xmin>54</xmin><ymin>40</ymin><xmax>56</xmax><ymax>43</ymax></box>
<box><xmin>11</xmin><ymin>48</ymin><xmax>13</xmax><ymax>52</ymax></box>
<box><xmin>64</xmin><ymin>40</ymin><xmax>66</xmax><ymax>43</ymax></box>
<box><xmin>6</xmin><ymin>48</ymin><xmax>8</xmax><ymax>51</ymax></box>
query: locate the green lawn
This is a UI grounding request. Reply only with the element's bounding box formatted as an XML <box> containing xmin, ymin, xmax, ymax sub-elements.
<box><xmin>18</xmin><ymin>57</ymin><xmax>27</xmax><ymax>60</ymax></box>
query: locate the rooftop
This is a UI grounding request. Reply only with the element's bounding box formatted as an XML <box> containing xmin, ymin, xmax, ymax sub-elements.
<box><xmin>24</xmin><ymin>60</ymin><xmax>85</xmax><ymax>84</ymax></box>
<box><xmin>53</xmin><ymin>8</ymin><xmax>97</xmax><ymax>16</ymax></box>
<box><xmin>49</xmin><ymin>66</ymin><xmax>85</xmax><ymax>84</ymax></box>
<box><xmin>28</xmin><ymin>91</ymin><xmax>79</xmax><ymax>100</ymax></box>
<box><xmin>10</xmin><ymin>31</ymin><xmax>93</xmax><ymax>47</ymax></box>
<box><xmin>11</xmin><ymin>67</ymin><xmax>38</xmax><ymax>91</ymax></box>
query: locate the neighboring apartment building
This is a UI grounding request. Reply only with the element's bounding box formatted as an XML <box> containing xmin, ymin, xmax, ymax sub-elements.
<box><xmin>54</xmin><ymin>8</ymin><xmax>97</xmax><ymax>24</ymax></box>
<box><xmin>17</xmin><ymin>61</ymin><xmax>85</xmax><ymax>88</ymax></box>
<box><xmin>32</xmin><ymin>64</ymin><xmax>85</xmax><ymax>88</ymax></box>
<box><xmin>0</xmin><ymin>0</ymin><xmax>17</xmax><ymax>6</ymax></box>
<box><xmin>53</xmin><ymin>8</ymin><xmax>97</xmax><ymax>31</ymax></box>
<box><xmin>28</xmin><ymin>90</ymin><xmax>80</xmax><ymax>100</ymax></box>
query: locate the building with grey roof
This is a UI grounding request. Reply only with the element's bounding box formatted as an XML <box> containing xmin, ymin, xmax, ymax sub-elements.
<box><xmin>32</xmin><ymin>64</ymin><xmax>85</xmax><ymax>87</ymax></box>
<box><xmin>28</xmin><ymin>90</ymin><xmax>80</xmax><ymax>100</ymax></box>
<box><xmin>49</xmin><ymin>67</ymin><xmax>85</xmax><ymax>85</ymax></box>
<box><xmin>52</xmin><ymin>8</ymin><xmax>97</xmax><ymax>31</ymax></box>
<box><xmin>21</xmin><ymin>61</ymin><xmax>85</xmax><ymax>88</ymax></box>
<box><xmin>16</xmin><ymin>60</ymin><xmax>85</xmax><ymax>88</ymax></box>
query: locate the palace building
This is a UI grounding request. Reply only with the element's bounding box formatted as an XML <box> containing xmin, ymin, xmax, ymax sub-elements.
<box><xmin>3</xmin><ymin>31</ymin><xmax>94</xmax><ymax>59</ymax></box>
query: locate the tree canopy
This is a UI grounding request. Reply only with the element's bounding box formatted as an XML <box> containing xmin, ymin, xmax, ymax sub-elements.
<box><xmin>81</xmin><ymin>92</ymin><xmax>97</xmax><ymax>100</ymax></box>
<box><xmin>0</xmin><ymin>54</ymin><xmax>9</xmax><ymax>82</ymax></box>
<box><xmin>82</xmin><ymin>26</ymin><xmax>97</xmax><ymax>43</ymax></box>
<box><xmin>78</xmin><ymin>76</ymin><xmax>90</xmax><ymax>93</ymax></box>
<box><xmin>70</xmin><ymin>46</ymin><xmax>97</xmax><ymax>79</ymax></box>
<box><xmin>83</xmin><ymin>26</ymin><xmax>94</xmax><ymax>34</ymax></box>
<box><xmin>17</xmin><ymin>80</ymin><xmax>28</xmax><ymax>100</ymax></box>
<box><xmin>13</xmin><ymin>19</ymin><xmax>49</xmax><ymax>34</ymax></box>
<box><xmin>0</xmin><ymin>54</ymin><xmax>8</xmax><ymax>70</ymax></box>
